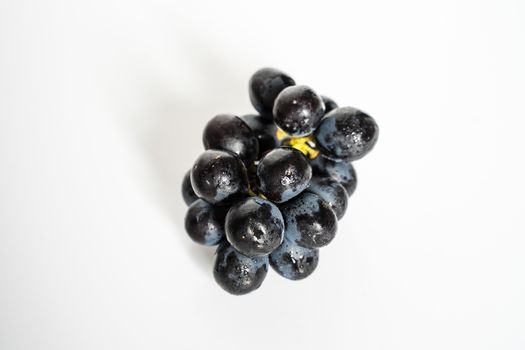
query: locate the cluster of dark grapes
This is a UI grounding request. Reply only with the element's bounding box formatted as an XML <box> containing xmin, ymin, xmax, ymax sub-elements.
<box><xmin>182</xmin><ymin>68</ymin><xmax>379</xmax><ymax>295</ymax></box>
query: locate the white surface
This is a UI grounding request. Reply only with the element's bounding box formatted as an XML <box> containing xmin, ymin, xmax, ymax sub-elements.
<box><xmin>1</xmin><ymin>0</ymin><xmax>524</xmax><ymax>349</ymax></box>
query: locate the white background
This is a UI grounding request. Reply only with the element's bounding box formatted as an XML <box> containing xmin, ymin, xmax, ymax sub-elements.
<box><xmin>1</xmin><ymin>0</ymin><xmax>524</xmax><ymax>349</ymax></box>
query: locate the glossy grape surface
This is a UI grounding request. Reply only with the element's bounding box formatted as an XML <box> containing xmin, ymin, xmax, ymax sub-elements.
<box><xmin>185</xmin><ymin>199</ymin><xmax>226</xmax><ymax>246</ymax></box>
<box><xmin>249</xmin><ymin>67</ymin><xmax>295</xmax><ymax>119</ymax></box>
<box><xmin>240</xmin><ymin>114</ymin><xmax>278</xmax><ymax>158</ymax></box>
<box><xmin>321</xmin><ymin>95</ymin><xmax>338</xmax><ymax>114</ymax></box>
<box><xmin>270</xmin><ymin>238</ymin><xmax>319</xmax><ymax>280</ymax></box>
<box><xmin>310</xmin><ymin>156</ymin><xmax>358</xmax><ymax>196</ymax></box>
<box><xmin>307</xmin><ymin>176</ymin><xmax>348</xmax><ymax>219</ymax></box>
<box><xmin>213</xmin><ymin>242</ymin><xmax>269</xmax><ymax>295</ymax></box>
<box><xmin>182</xmin><ymin>169</ymin><xmax>199</xmax><ymax>206</ymax></box>
<box><xmin>191</xmin><ymin>149</ymin><xmax>249</xmax><ymax>205</ymax></box>
<box><xmin>314</xmin><ymin>107</ymin><xmax>379</xmax><ymax>161</ymax></box>
<box><xmin>225</xmin><ymin>197</ymin><xmax>284</xmax><ymax>257</ymax></box>
<box><xmin>203</xmin><ymin>114</ymin><xmax>259</xmax><ymax>165</ymax></box>
<box><xmin>280</xmin><ymin>191</ymin><xmax>337</xmax><ymax>248</ymax></box>
<box><xmin>256</xmin><ymin>147</ymin><xmax>312</xmax><ymax>203</ymax></box>
<box><xmin>273</xmin><ymin>85</ymin><xmax>325</xmax><ymax>137</ymax></box>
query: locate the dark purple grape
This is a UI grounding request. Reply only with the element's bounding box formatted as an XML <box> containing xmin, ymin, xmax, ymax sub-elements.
<box><xmin>280</xmin><ymin>191</ymin><xmax>337</xmax><ymax>249</ymax></box>
<box><xmin>182</xmin><ymin>169</ymin><xmax>199</xmax><ymax>206</ymax></box>
<box><xmin>273</xmin><ymin>85</ymin><xmax>325</xmax><ymax>137</ymax></box>
<box><xmin>321</xmin><ymin>95</ymin><xmax>338</xmax><ymax>114</ymax></box>
<box><xmin>270</xmin><ymin>238</ymin><xmax>319</xmax><ymax>280</ymax></box>
<box><xmin>203</xmin><ymin>114</ymin><xmax>259</xmax><ymax>165</ymax></box>
<box><xmin>306</xmin><ymin>176</ymin><xmax>348</xmax><ymax>219</ymax></box>
<box><xmin>249</xmin><ymin>67</ymin><xmax>295</xmax><ymax>119</ymax></box>
<box><xmin>213</xmin><ymin>242</ymin><xmax>269</xmax><ymax>295</ymax></box>
<box><xmin>225</xmin><ymin>197</ymin><xmax>284</xmax><ymax>257</ymax></box>
<box><xmin>314</xmin><ymin>107</ymin><xmax>379</xmax><ymax>162</ymax></box>
<box><xmin>185</xmin><ymin>199</ymin><xmax>226</xmax><ymax>246</ymax></box>
<box><xmin>191</xmin><ymin>149</ymin><xmax>249</xmax><ymax>205</ymax></box>
<box><xmin>310</xmin><ymin>156</ymin><xmax>358</xmax><ymax>196</ymax></box>
<box><xmin>240</xmin><ymin>114</ymin><xmax>278</xmax><ymax>159</ymax></box>
<box><xmin>256</xmin><ymin>147</ymin><xmax>312</xmax><ymax>203</ymax></box>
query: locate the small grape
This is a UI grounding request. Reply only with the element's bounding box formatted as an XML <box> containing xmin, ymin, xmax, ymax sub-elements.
<box><xmin>311</xmin><ymin>156</ymin><xmax>358</xmax><ymax>196</ymax></box>
<box><xmin>225</xmin><ymin>197</ymin><xmax>284</xmax><ymax>257</ymax></box>
<box><xmin>270</xmin><ymin>238</ymin><xmax>319</xmax><ymax>280</ymax></box>
<box><xmin>314</xmin><ymin>107</ymin><xmax>379</xmax><ymax>161</ymax></box>
<box><xmin>191</xmin><ymin>149</ymin><xmax>249</xmax><ymax>205</ymax></box>
<box><xmin>249</xmin><ymin>67</ymin><xmax>295</xmax><ymax>119</ymax></box>
<box><xmin>273</xmin><ymin>85</ymin><xmax>325</xmax><ymax>137</ymax></box>
<box><xmin>307</xmin><ymin>176</ymin><xmax>348</xmax><ymax>219</ymax></box>
<box><xmin>321</xmin><ymin>95</ymin><xmax>338</xmax><ymax>114</ymax></box>
<box><xmin>185</xmin><ymin>199</ymin><xmax>226</xmax><ymax>246</ymax></box>
<box><xmin>182</xmin><ymin>169</ymin><xmax>199</xmax><ymax>206</ymax></box>
<box><xmin>256</xmin><ymin>147</ymin><xmax>312</xmax><ymax>203</ymax></box>
<box><xmin>280</xmin><ymin>191</ymin><xmax>337</xmax><ymax>249</ymax></box>
<box><xmin>213</xmin><ymin>242</ymin><xmax>269</xmax><ymax>295</ymax></box>
<box><xmin>240</xmin><ymin>114</ymin><xmax>278</xmax><ymax>158</ymax></box>
<box><xmin>203</xmin><ymin>114</ymin><xmax>259</xmax><ymax>165</ymax></box>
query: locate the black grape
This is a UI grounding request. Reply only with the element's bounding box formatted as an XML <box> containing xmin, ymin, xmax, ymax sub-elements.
<box><xmin>273</xmin><ymin>85</ymin><xmax>325</xmax><ymax>136</ymax></box>
<box><xmin>185</xmin><ymin>199</ymin><xmax>227</xmax><ymax>246</ymax></box>
<box><xmin>225</xmin><ymin>197</ymin><xmax>284</xmax><ymax>257</ymax></box>
<box><xmin>280</xmin><ymin>191</ymin><xmax>337</xmax><ymax>249</ymax></box>
<box><xmin>191</xmin><ymin>149</ymin><xmax>248</xmax><ymax>205</ymax></box>
<box><xmin>314</xmin><ymin>107</ymin><xmax>379</xmax><ymax>162</ymax></box>
<box><xmin>182</xmin><ymin>169</ymin><xmax>199</xmax><ymax>206</ymax></box>
<box><xmin>307</xmin><ymin>176</ymin><xmax>348</xmax><ymax>219</ymax></box>
<box><xmin>203</xmin><ymin>114</ymin><xmax>259</xmax><ymax>165</ymax></box>
<box><xmin>321</xmin><ymin>95</ymin><xmax>338</xmax><ymax>114</ymax></box>
<box><xmin>240</xmin><ymin>114</ymin><xmax>278</xmax><ymax>159</ymax></box>
<box><xmin>270</xmin><ymin>238</ymin><xmax>319</xmax><ymax>280</ymax></box>
<box><xmin>256</xmin><ymin>147</ymin><xmax>312</xmax><ymax>203</ymax></box>
<box><xmin>310</xmin><ymin>156</ymin><xmax>358</xmax><ymax>196</ymax></box>
<box><xmin>213</xmin><ymin>242</ymin><xmax>268</xmax><ymax>295</ymax></box>
<box><xmin>249</xmin><ymin>67</ymin><xmax>295</xmax><ymax>119</ymax></box>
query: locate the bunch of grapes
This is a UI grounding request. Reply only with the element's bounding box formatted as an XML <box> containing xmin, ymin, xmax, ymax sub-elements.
<box><xmin>182</xmin><ymin>68</ymin><xmax>379</xmax><ymax>295</ymax></box>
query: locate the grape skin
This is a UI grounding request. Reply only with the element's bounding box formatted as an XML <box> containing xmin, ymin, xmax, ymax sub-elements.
<box><xmin>213</xmin><ymin>242</ymin><xmax>269</xmax><ymax>295</ymax></box>
<box><xmin>270</xmin><ymin>238</ymin><xmax>319</xmax><ymax>280</ymax></box>
<box><xmin>240</xmin><ymin>114</ymin><xmax>278</xmax><ymax>159</ymax></box>
<box><xmin>256</xmin><ymin>147</ymin><xmax>312</xmax><ymax>203</ymax></box>
<box><xmin>314</xmin><ymin>107</ymin><xmax>379</xmax><ymax>162</ymax></box>
<box><xmin>185</xmin><ymin>199</ymin><xmax>227</xmax><ymax>246</ymax></box>
<box><xmin>310</xmin><ymin>155</ymin><xmax>358</xmax><ymax>197</ymax></box>
<box><xmin>306</xmin><ymin>176</ymin><xmax>348</xmax><ymax>220</ymax></box>
<box><xmin>182</xmin><ymin>169</ymin><xmax>199</xmax><ymax>206</ymax></box>
<box><xmin>249</xmin><ymin>67</ymin><xmax>295</xmax><ymax>119</ymax></box>
<box><xmin>191</xmin><ymin>149</ymin><xmax>249</xmax><ymax>205</ymax></box>
<box><xmin>321</xmin><ymin>95</ymin><xmax>338</xmax><ymax>114</ymax></box>
<box><xmin>273</xmin><ymin>85</ymin><xmax>325</xmax><ymax>137</ymax></box>
<box><xmin>203</xmin><ymin>114</ymin><xmax>259</xmax><ymax>166</ymax></box>
<box><xmin>280</xmin><ymin>191</ymin><xmax>338</xmax><ymax>249</ymax></box>
<box><xmin>225</xmin><ymin>197</ymin><xmax>285</xmax><ymax>258</ymax></box>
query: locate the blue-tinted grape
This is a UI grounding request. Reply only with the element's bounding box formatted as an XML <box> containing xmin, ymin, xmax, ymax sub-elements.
<box><xmin>203</xmin><ymin>114</ymin><xmax>259</xmax><ymax>165</ymax></box>
<box><xmin>307</xmin><ymin>176</ymin><xmax>348</xmax><ymax>219</ymax></box>
<box><xmin>310</xmin><ymin>155</ymin><xmax>358</xmax><ymax>196</ymax></box>
<box><xmin>273</xmin><ymin>85</ymin><xmax>325</xmax><ymax>137</ymax></box>
<box><xmin>240</xmin><ymin>114</ymin><xmax>278</xmax><ymax>159</ymax></box>
<box><xmin>314</xmin><ymin>107</ymin><xmax>379</xmax><ymax>161</ymax></box>
<box><xmin>185</xmin><ymin>199</ymin><xmax>226</xmax><ymax>246</ymax></box>
<box><xmin>182</xmin><ymin>169</ymin><xmax>199</xmax><ymax>206</ymax></box>
<box><xmin>256</xmin><ymin>147</ymin><xmax>312</xmax><ymax>203</ymax></box>
<box><xmin>225</xmin><ymin>197</ymin><xmax>284</xmax><ymax>257</ymax></box>
<box><xmin>280</xmin><ymin>191</ymin><xmax>337</xmax><ymax>248</ymax></box>
<box><xmin>321</xmin><ymin>95</ymin><xmax>338</xmax><ymax>114</ymax></box>
<box><xmin>213</xmin><ymin>242</ymin><xmax>269</xmax><ymax>295</ymax></box>
<box><xmin>249</xmin><ymin>67</ymin><xmax>295</xmax><ymax>119</ymax></box>
<box><xmin>269</xmin><ymin>238</ymin><xmax>319</xmax><ymax>280</ymax></box>
<box><xmin>191</xmin><ymin>149</ymin><xmax>249</xmax><ymax>205</ymax></box>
